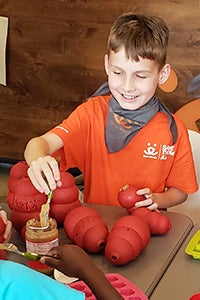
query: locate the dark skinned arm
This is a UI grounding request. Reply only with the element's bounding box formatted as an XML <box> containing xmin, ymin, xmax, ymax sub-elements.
<box><xmin>40</xmin><ymin>244</ymin><xmax>123</xmax><ymax>300</ymax></box>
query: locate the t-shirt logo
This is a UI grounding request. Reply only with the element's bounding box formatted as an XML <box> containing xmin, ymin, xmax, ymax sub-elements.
<box><xmin>143</xmin><ymin>142</ymin><xmax>175</xmax><ymax>160</ymax></box>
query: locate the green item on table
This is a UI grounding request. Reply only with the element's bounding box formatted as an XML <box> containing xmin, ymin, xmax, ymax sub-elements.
<box><xmin>185</xmin><ymin>229</ymin><xmax>200</xmax><ymax>259</ymax></box>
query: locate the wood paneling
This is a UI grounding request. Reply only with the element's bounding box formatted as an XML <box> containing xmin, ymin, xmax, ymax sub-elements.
<box><xmin>0</xmin><ymin>0</ymin><xmax>199</xmax><ymax>160</ymax></box>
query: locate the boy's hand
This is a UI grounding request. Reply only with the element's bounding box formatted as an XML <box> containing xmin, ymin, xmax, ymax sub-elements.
<box><xmin>27</xmin><ymin>156</ymin><xmax>62</xmax><ymax>194</ymax></box>
<box><xmin>134</xmin><ymin>188</ymin><xmax>158</xmax><ymax>210</ymax></box>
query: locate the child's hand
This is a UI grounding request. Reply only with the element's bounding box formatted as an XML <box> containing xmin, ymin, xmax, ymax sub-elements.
<box><xmin>134</xmin><ymin>188</ymin><xmax>158</xmax><ymax>210</ymax></box>
<box><xmin>40</xmin><ymin>244</ymin><xmax>95</xmax><ymax>279</ymax></box>
<box><xmin>27</xmin><ymin>156</ymin><xmax>62</xmax><ymax>195</ymax></box>
<box><xmin>0</xmin><ymin>210</ymin><xmax>12</xmax><ymax>243</ymax></box>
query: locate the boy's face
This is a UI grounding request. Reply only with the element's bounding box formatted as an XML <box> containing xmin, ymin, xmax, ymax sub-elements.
<box><xmin>104</xmin><ymin>47</ymin><xmax>170</xmax><ymax>110</ymax></box>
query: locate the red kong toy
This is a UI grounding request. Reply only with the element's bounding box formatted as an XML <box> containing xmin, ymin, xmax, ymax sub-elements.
<box><xmin>118</xmin><ymin>184</ymin><xmax>144</xmax><ymax>211</ymax></box>
<box><xmin>131</xmin><ymin>207</ymin><xmax>171</xmax><ymax>235</ymax></box>
<box><xmin>105</xmin><ymin>215</ymin><xmax>150</xmax><ymax>266</ymax></box>
<box><xmin>64</xmin><ymin>206</ymin><xmax>109</xmax><ymax>253</ymax></box>
<box><xmin>7</xmin><ymin>161</ymin><xmax>47</xmax><ymax>232</ymax></box>
<box><xmin>7</xmin><ymin>161</ymin><xmax>81</xmax><ymax>231</ymax></box>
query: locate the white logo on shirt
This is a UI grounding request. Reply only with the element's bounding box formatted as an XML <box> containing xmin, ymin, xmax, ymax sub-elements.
<box><xmin>143</xmin><ymin>142</ymin><xmax>175</xmax><ymax>160</ymax></box>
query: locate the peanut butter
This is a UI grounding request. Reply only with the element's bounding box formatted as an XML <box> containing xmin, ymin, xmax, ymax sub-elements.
<box><xmin>25</xmin><ymin>218</ymin><xmax>58</xmax><ymax>255</ymax></box>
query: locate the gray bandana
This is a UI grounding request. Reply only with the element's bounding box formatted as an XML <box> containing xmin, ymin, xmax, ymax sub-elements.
<box><xmin>92</xmin><ymin>82</ymin><xmax>178</xmax><ymax>153</ymax></box>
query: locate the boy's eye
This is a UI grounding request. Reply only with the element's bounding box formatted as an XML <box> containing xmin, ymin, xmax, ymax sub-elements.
<box><xmin>113</xmin><ymin>71</ymin><xmax>121</xmax><ymax>75</ymax></box>
<box><xmin>136</xmin><ymin>74</ymin><xmax>146</xmax><ymax>79</ymax></box>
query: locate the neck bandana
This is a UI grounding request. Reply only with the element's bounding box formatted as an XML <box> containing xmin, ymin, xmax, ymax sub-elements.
<box><xmin>91</xmin><ymin>82</ymin><xmax>178</xmax><ymax>153</ymax></box>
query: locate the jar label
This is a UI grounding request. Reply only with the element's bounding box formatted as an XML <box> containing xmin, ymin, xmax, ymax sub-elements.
<box><xmin>26</xmin><ymin>237</ymin><xmax>59</xmax><ymax>255</ymax></box>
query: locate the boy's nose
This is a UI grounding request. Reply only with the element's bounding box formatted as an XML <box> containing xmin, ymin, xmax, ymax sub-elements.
<box><xmin>122</xmin><ymin>77</ymin><xmax>135</xmax><ymax>92</ymax></box>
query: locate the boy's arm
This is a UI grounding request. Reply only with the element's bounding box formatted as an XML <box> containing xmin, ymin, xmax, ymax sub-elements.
<box><xmin>153</xmin><ymin>187</ymin><xmax>187</xmax><ymax>209</ymax></box>
<box><xmin>24</xmin><ymin>133</ymin><xmax>63</xmax><ymax>194</ymax></box>
<box><xmin>41</xmin><ymin>244</ymin><xmax>124</xmax><ymax>300</ymax></box>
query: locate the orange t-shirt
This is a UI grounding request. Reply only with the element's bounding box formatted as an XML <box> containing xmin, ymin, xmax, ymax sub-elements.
<box><xmin>50</xmin><ymin>95</ymin><xmax>198</xmax><ymax>206</ymax></box>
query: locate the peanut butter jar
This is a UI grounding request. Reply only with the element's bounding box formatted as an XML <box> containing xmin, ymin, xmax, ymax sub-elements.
<box><xmin>25</xmin><ymin>217</ymin><xmax>59</xmax><ymax>255</ymax></box>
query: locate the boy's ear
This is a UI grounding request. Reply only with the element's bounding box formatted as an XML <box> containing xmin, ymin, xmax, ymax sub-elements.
<box><xmin>158</xmin><ymin>64</ymin><xmax>171</xmax><ymax>84</ymax></box>
<box><xmin>104</xmin><ymin>54</ymin><xmax>109</xmax><ymax>75</ymax></box>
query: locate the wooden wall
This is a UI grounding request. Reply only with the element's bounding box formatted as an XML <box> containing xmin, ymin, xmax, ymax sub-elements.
<box><xmin>0</xmin><ymin>0</ymin><xmax>199</xmax><ymax>160</ymax></box>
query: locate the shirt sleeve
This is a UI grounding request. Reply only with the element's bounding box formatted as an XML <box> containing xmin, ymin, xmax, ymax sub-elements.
<box><xmin>49</xmin><ymin>101</ymin><xmax>92</xmax><ymax>172</ymax></box>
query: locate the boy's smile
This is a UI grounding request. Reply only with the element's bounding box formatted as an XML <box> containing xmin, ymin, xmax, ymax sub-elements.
<box><xmin>104</xmin><ymin>47</ymin><xmax>170</xmax><ymax>110</ymax></box>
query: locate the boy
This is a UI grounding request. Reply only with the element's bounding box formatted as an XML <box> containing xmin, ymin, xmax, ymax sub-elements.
<box><xmin>24</xmin><ymin>13</ymin><xmax>198</xmax><ymax>209</ymax></box>
<box><xmin>0</xmin><ymin>244</ymin><xmax>123</xmax><ymax>299</ymax></box>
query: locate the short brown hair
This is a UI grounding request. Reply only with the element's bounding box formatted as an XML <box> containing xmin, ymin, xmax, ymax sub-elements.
<box><xmin>108</xmin><ymin>12</ymin><xmax>169</xmax><ymax>68</ymax></box>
